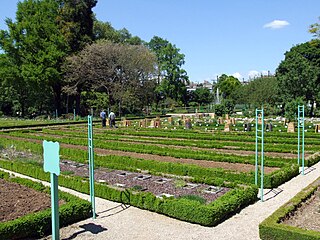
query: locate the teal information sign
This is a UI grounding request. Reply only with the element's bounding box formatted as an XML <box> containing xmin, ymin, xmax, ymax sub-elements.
<box><xmin>43</xmin><ymin>140</ymin><xmax>60</xmax><ymax>240</ymax></box>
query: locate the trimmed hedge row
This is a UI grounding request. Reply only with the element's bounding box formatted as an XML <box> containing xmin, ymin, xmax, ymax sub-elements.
<box><xmin>0</xmin><ymin>159</ymin><xmax>258</xmax><ymax>226</ymax></box>
<box><xmin>259</xmin><ymin>178</ymin><xmax>320</xmax><ymax>240</ymax></box>
<box><xmin>0</xmin><ymin>131</ymin><xmax>294</xmax><ymax>168</ymax></box>
<box><xmin>0</xmin><ymin>169</ymin><xmax>91</xmax><ymax>240</ymax></box>
<box><xmin>0</xmin><ymin>136</ymin><xmax>300</xmax><ymax>188</ymax></box>
<box><xmin>40</xmin><ymin>128</ymin><xmax>314</xmax><ymax>155</ymax></box>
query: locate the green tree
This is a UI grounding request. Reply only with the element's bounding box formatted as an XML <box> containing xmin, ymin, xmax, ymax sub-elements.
<box><xmin>193</xmin><ymin>87</ymin><xmax>213</xmax><ymax>105</ymax></box>
<box><xmin>236</xmin><ymin>76</ymin><xmax>278</xmax><ymax>107</ymax></box>
<box><xmin>309</xmin><ymin>17</ymin><xmax>320</xmax><ymax>39</ymax></box>
<box><xmin>63</xmin><ymin>40</ymin><xmax>157</xmax><ymax>115</ymax></box>
<box><xmin>57</xmin><ymin>0</ymin><xmax>97</xmax><ymax>53</ymax></box>
<box><xmin>148</xmin><ymin>36</ymin><xmax>189</xmax><ymax>106</ymax></box>
<box><xmin>0</xmin><ymin>0</ymin><xmax>67</xmax><ymax>116</ymax></box>
<box><xmin>93</xmin><ymin>21</ymin><xmax>143</xmax><ymax>45</ymax></box>
<box><xmin>276</xmin><ymin>40</ymin><xmax>320</xmax><ymax>116</ymax></box>
<box><xmin>93</xmin><ymin>20</ymin><xmax>120</xmax><ymax>42</ymax></box>
<box><xmin>215</xmin><ymin>74</ymin><xmax>241</xmax><ymax>100</ymax></box>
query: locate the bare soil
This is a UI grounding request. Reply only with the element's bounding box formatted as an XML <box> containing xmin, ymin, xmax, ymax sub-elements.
<box><xmin>60</xmin><ymin>160</ymin><xmax>230</xmax><ymax>203</ymax></box>
<box><xmin>0</xmin><ymin>178</ymin><xmax>51</xmax><ymax>222</ymax></box>
<box><xmin>282</xmin><ymin>187</ymin><xmax>320</xmax><ymax>232</ymax></box>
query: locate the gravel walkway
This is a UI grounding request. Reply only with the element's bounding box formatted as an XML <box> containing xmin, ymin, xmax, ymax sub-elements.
<box><xmin>2</xmin><ymin>162</ymin><xmax>320</xmax><ymax>240</ymax></box>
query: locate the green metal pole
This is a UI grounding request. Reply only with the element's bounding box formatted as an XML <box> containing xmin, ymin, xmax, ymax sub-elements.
<box><xmin>255</xmin><ymin>109</ymin><xmax>258</xmax><ymax>185</ymax></box>
<box><xmin>88</xmin><ymin>116</ymin><xmax>96</xmax><ymax>219</ymax></box>
<box><xmin>50</xmin><ymin>173</ymin><xmax>59</xmax><ymax>240</ymax></box>
<box><xmin>302</xmin><ymin>105</ymin><xmax>305</xmax><ymax>175</ymax></box>
<box><xmin>298</xmin><ymin>107</ymin><xmax>300</xmax><ymax>165</ymax></box>
<box><xmin>261</xmin><ymin>109</ymin><xmax>264</xmax><ymax>202</ymax></box>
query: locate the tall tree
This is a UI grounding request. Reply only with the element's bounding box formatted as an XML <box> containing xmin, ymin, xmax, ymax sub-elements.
<box><xmin>276</xmin><ymin>40</ymin><xmax>320</xmax><ymax>116</ymax></box>
<box><xmin>63</xmin><ymin>40</ymin><xmax>157</xmax><ymax>115</ymax></box>
<box><xmin>0</xmin><ymin>0</ymin><xmax>67</xmax><ymax>116</ymax></box>
<box><xmin>93</xmin><ymin>20</ymin><xmax>143</xmax><ymax>45</ymax></box>
<box><xmin>57</xmin><ymin>0</ymin><xmax>97</xmax><ymax>53</ymax></box>
<box><xmin>215</xmin><ymin>74</ymin><xmax>241</xmax><ymax>100</ymax></box>
<box><xmin>236</xmin><ymin>76</ymin><xmax>278</xmax><ymax>107</ymax></box>
<box><xmin>148</xmin><ymin>36</ymin><xmax>189</xmax><ymax>105</ymax></box>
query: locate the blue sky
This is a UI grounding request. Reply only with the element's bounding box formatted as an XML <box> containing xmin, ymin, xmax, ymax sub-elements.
<box><xmin>1</xmin><ymin>0</ymin><xmax>319</xmax><ymax>82</ymax></box>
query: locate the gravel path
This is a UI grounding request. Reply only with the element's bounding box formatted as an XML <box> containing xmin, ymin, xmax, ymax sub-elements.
<box><xmin>1</xmin><ymin>162</ymin><xmax>320</xmax><ymax>240</ymax></box>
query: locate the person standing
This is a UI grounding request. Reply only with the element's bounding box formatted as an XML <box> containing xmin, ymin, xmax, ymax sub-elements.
<box><xmin>100</xmin><ymin>110</ymin><xmax>107</xmax><ymax>127</ymax></box>
<box><xmin>109</xmin><ymin>111</ymin><xmax>116</xmax><ymax>128</ymax></box>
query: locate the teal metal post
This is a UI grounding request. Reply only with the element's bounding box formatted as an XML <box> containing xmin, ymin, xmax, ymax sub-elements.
<box><xmin>261</xmin><ymin>109</ymin><xmax>264</xmax><ymax>202</ymax></box>
<box><xmin>88</xmin><ymin>115</ymin><xmax>96</xmax><ymax>219</ymax></box>
<box><xmin>298</xmin><ymin>105</ymin><xmax>305</xmax><ymax>175</ymax></box>
<box><xmin>255</xmin><ymin>109</ymin><xmax>258</xmax><ymax>185</ymax></box>
<box><xmin>73</xmin><ymin>109</ymin><xmax>76</xmax><ymax>121</ymax></box>
<box><xmin>43</xmin><ymin>140</ymin><xmax>60</xmax><ymax>240</ymax></box>
<box><xmin>255</xmin><ymin>108</ymin><xmax>264</xmax><ymax>202</ymax></box>
<box><xmin>51</xmin><ymin>173</ymin><xmax>59</xmax><ymax>240</ymax></box>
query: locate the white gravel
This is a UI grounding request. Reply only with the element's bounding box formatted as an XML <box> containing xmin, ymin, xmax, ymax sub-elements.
<box><xmin>2</xmin><ymin>163</ymin><xmax>320</xmax><ymax>240</ymax></box>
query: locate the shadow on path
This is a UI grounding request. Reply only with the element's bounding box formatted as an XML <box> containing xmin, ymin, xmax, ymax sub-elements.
<box><xmin>300</xmin><ymin>166</ymin><xmax>316</xmax><ymax>175</ymax></box>
<box><xmin>62</xmin><ymin>223</ymin><xmax>108</xmax><ymax>240</ymax></box>
<box><xmin>98</xmin><ymin>204</ymin><xmax>130</xmax><ymax>219</ymax></box>
<box><xmin>261</xmin><ymin>188</ymin><xmax>283</xmax><ymax>202</ymax></box>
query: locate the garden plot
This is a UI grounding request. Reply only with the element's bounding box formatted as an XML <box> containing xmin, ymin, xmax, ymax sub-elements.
<box><xmin>282</xmin><ymin>187</ymin><xmax>320</xmax><ymax>232</ymax></box>
<box><xmin>259</xmin><ymin>178</ymin><xmax>320</xmax><ymax>239</ymax></box>
<box><xmin>1</xmin><ymin>118</ymin><xmax>319</xmax><ymax>226</ymax></box>
<box><xmin>0</xmin><ymin>178</ymin><xmax>52</xmax><ymax>222</ymax></box>
<box><xmin>0</xmin><ymin>170</ymin><xmax>91</xmax><ymax>239</ymax></box>
<box><xmin>60</xmin><ymin>159</ymin><xmax>230</xmax><ymax>203</ymax></box>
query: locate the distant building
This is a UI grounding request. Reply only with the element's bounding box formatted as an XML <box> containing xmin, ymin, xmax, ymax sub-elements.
<box><xmin>186</xmin><ymin>80</ymin><xmax>215</xmax><ymax>92</ymax></box>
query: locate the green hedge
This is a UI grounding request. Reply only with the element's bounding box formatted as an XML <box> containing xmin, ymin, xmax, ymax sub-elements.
<box><xmin>0</xmin><ymin>159</ymin><xmax>258</xmax><ymax>226</ymax></box>
<box><xmin>0</xmin><ymin>170</ymin><xmax>91</xmax><ymax>240</ymax></box>
<box><xmin>0</xmin><ymin>136</ymin><xmax>299</xmax><ymax>188</ymax></box>
<box><xmin>259</xmin><ymin>178</ymin><xmax>320</xmax><ymax>240</ymax></box>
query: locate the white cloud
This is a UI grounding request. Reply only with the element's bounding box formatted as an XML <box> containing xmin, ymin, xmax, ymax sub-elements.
<box><xmin>261</xmin><ymin>70</ymin><xmax>269</xmax><ymax>76</ymax></box>
<box><xmin>263</xmin><ymin>20</ymin><xmax>290</xmax><ymax>29</ymax></box>
<box><xmin>248</xmin><ymin>70</ymin><xmax>260</xmax><ymax>79</ymax></box>
<box><xmin>232</xmin><ymin>72</ymin><xmax>242</xmax><ymax>80</ymax></box>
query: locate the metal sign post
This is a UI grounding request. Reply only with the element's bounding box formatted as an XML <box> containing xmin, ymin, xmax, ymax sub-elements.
<box><xmin>255</xmin><ymin>108</ymin><xmax>264</xmax><ymax>202</ymax></box>
<box><xmin>43</xmin><ymin>140</ymin><xmax>60</xmax><ymax>240</ymax></box>
<box><xmin>88</xmin><ymin>115</ymin><xmax>96</xmax><ymax>219</ymax></box>
<box><xmin>298</xmin><ymin>105</ymin><xmax>305</xmax><ymax>175</ymax></box>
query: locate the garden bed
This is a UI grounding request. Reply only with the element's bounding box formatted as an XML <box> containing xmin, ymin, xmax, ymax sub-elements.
<box><xmin>281</xmin><ymin>187</ymin><xmax>320</xmax><ymax>232</ymax></box>
<box><xmin>0</xmin><ymin>178</ymin><xmax>53</xmax><ymax>222</ymax></box>
<box><xmin>60</xmin><ymin>160</ymin><xmax>229</xmax><ymax>203</ymax></box>
<box><xmin>0</xmin><ymin>170</ymin><xmax>92</xmax><ymax>239</ymax></box>
<box><xmin>259</xmin><ymin>178</ymin><xmax>320</xmax><ymax>240</ymax></box>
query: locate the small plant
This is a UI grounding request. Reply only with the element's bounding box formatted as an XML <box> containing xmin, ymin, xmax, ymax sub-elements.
<box><xmin>131</xmin><ymin>185</ymin><xmax>144</xmax><ymax>191</ymax></box>
<box><xmin>3</xmin><ymin>145</ymin><xmax>17</xmax><ymax>160</ymax></box>
<box><xmin>174</xmin><ymin>179</ymin><xmax>187</xmax><ymax>188</ymax></box>
<box><xmin>61</xmin><ymin>170</ymin><xmax>74</xmax><ymax>175</ymax></box>
<box><xmin>179</xmin><ymin>194</ymin><xmax>206</xmax><ymax>204</ymax></box>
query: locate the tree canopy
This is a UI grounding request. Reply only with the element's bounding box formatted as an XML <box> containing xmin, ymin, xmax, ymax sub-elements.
<box><xmin>215</xmin><ymin>74</ymin><xmax>241</xmax><ymax>100</ymax></box>
<box><xmin>63</xmin><ymin>40</ymin><xmax>157</xmax><ymax>115</ymax></box>
<box><xmin>147</xmin><ymin>36</ymin><xmax>189</xmax><ymax>106</ymax></box>
<box><xmin>0</xmin><ymin>0</ymin><xmax>67</xmax><ymax>116</ymax></box>
<box><xmin>276</xmin><ymin>40</ymin><xmax>320</xmax><ymax>115</ymax></box>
